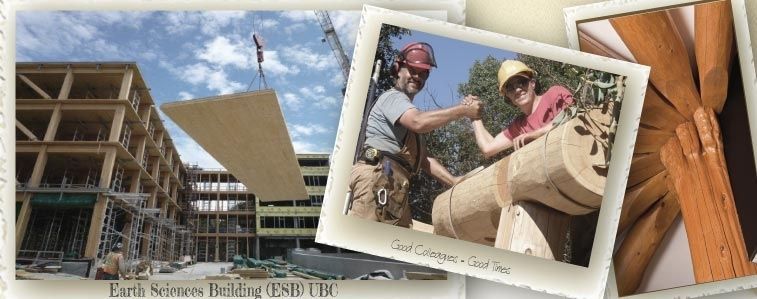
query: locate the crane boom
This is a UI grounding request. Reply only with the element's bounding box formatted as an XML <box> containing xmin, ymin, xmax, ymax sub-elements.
<box><xmin>314</xmin><ymin>10</ymin><xmax>351</xmax><ymax>82</ymax></box>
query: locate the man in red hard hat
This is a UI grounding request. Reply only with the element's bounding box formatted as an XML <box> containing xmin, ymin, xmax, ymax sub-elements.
<box><xmin>347</xmin><ymin>41</ymin><xmax>483</xmax><ymax>227</ymax></box>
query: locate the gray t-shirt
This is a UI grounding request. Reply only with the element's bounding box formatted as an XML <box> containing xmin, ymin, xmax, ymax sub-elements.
<box><xmin>364</xmin><ymin>88</ymin><xmax>416</xmax><ymax>154</ymax></box>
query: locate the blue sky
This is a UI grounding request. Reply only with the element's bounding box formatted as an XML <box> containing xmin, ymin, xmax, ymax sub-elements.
<box><xmin>17</xmin><ymin>11</ymin><xmax>517</xmax><ymax>169</ymax></box>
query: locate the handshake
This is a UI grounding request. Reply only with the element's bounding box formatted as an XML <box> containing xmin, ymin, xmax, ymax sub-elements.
<box><xmin>459</xmin><ymin>94</ymin><xmax>483</xmax><ymax>120</ymax></box>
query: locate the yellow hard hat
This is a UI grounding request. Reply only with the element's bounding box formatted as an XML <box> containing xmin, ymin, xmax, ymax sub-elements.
<box><xmin>497</xmin><ymin>60</ymin><xmax>535</xmax><ymax>95</ymax></box>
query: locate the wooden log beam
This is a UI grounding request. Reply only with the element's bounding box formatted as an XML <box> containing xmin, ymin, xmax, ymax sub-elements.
<box><xmin>578</xmin><ymin>30</ymin><xmax>631</xmax><ymax>61</ymax></box>
<box><xmin>614</xmin><ymin>190</ymin><xmax>680</xmax><ymax>296</ymax></box>
<box><xmin>660</xmin><ymin>107</ymin><xmax>757</xmax><ymax>283</ymax></box>
<box><xmin>17</xmin><ymin>74</ymin><xmax>52</xmax><ymax>99</ymax></box>
<box><xmin>696</xmin><ymin>0</ymin><xmax>734</xmax><ymax>113</ymax></box>
<box><xmin>635</xmin><ymin>127</ymin><xmax>675</xmax><ymax>154</ymax></box>
<box><xmin>15</xmin><ymin>119</ymin><xmax>39</xmax><ymax>141</ymax></box>
<box><xmin>610</xmin><ymin>11</ymin><xmax>700</xmax><ymax>119</ymax></box>
<box><xmin>640</xmin><ymin>85</ymin><xmax>685</xmax><ymax>132</ymax></box>
<box><xmin>578</xmin><ymin>30</ymin><xmax>684</xmax><ymax>131</ymax></box>
<box><xmin>628</xmin><ymin>152</ymin><xmax>665</xmax><ymax>187</ymax></box>
<box><xmin>619</xmin><ymin>170</ymin><xmax>669</xmax><ymax>234</ymax></box>
<box><xmin>432</xmin><ymin>109</ymin><xmax>611</xmax><ymax>243</ymax></box>
<box><xmin>495</xmin><ymin>202</ymin><xmax>570</xmax><ymax>260</ymax></box>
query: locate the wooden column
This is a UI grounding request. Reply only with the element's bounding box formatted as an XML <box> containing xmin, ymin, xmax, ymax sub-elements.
<box><xmin>84</xmin><ymin>147</ymin><xmax>118</xmax><ymax>258</ymax></box>
<box><xmin>495</xmin><ymin>202</ymin><xmax>570</xmax><ymax>260</ymax></box>
<box><xmin>660</xmin><ymin>107</ymin><xmax>757</xmax><ymax>283</ymax></box>
<box><xmin>57</xmin><ymin>69</ymin><xmax>74</xmax><ymax>100</ymax></box>
<box><xmin>44</xmin><ymin>104</ymin><xmax>62</xmax><ymax>141</ymax></box>
<box><xmin>151</xmin><ymin>157</ymin><xmax>161</xmax><ymax>181</ymax></box>
<box><xmin>16</xmin><ymin>147</ymin><xmax>48</xmax><ymax>251</ymax></box>
<box><xmin>109</xmin><ymin>105</ymin><xmax>126</xmax><ymax>142</ymax></box>
<box><xmin>84</xmin><ymin>194</ymin><xmax>109</xmax><ymax>258</ymax></box>
<box><xmin>140</xmin><ymin>107</ymin><xmax>151</xmax><ymax>127</ymax></box>
<box><xmin>134</xmin><ymin>135</ymin><xmax>147</xmax><ymax>166</ymax></box>
<box><xmin>118</xmin><ymin>69</ymin><xmax>134</xmax><ymax>100</ymax></box>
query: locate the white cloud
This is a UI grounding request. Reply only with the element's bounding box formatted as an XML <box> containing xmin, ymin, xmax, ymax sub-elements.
<box><xmin>291</xmin><ymin>140</ymin><xmax>319</xmax><ymax>153</ymax></box>
<box><xmin>283</xmin><ymin>23</ymin><xmax>307</xmax><ymax>35</ymax></box>
<box><xmin>280</xmin><ymin>11</ymin><xmax>317</xmax><ymax>22</ymax></box>
<box><xmin>162</xmin><ymin>11</ymin><xmax>247</xmax><ymax>36</ymax></box>
<box><xmin>281</xmin><ymin>92</ymin><xmax>303</xmax><ymax>111</ymax></box>
<box><xmin>259</xmin><ymin>51</ymin><xmax>300</xmax><ymax>77</ymax></box>
<box><xmin>325</xmin><ymin>11</ymin><xmax>360</xmax><ymax>53</ymax></box>
<box><xmin>289</xmin><ymin>123</ymin><xmax>328</xmax><ymax>138</ymax></box>
<box><xmin>298</xmin><ymin>85</ymin><xmax>339</xmax><ymax>109</ymax></box>
<box><xmin>280</xmin><ymin>45</ymin><xmax>334</xmax><ymax>71</ymax></box>
<box><xmin>16</xmin><ymin>11</ymin><xmax>159</xmax><ymax>61</ymax></box>
<box><xmin>171</xmin><ymin>62</ymin><xmax>244</xmax><ymax>95</ymax></box>
<box><xmin>196</xmin><ymin>36</ymin><xmax>252</xmax><ymax>69</ymax></box>
<box><xmin>258</xmin><ymin>19</ymin><xmax>279</xmax><ymax>29</ymax></box>
<box><xmin>200</xmin><ymin>11</ymin><xmax>248</xmax><ymax>35</ymax></box>
<box><xmin>178</xmin><ymin>91</ymin><xmax>194</xmax><ymax>101</ymax></box>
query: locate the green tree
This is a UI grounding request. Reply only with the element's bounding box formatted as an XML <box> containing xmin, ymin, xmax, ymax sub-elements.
<box><xmin>374</xmin><ymin>24</ymin><xmax>412</xmax><ymax>94</ymax></box>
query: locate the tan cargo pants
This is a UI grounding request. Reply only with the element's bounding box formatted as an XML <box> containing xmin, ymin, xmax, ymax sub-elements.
<box><xmin>347</xmin><ymin>132</ymin><xmax>424</xmax><ymax>228</ymax></box>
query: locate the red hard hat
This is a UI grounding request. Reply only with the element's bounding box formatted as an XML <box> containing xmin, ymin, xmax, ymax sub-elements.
<box><xmin>399</xmin><ymin>42</ymin><xmax>436</xmax><ymax>70</ymax></box>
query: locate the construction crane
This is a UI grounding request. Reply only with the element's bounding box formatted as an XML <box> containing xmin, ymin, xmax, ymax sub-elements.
<box><xmin>247</xmin><ymin>33</ymin><xmax>269</xmax><ymax>91</ymax></box>
<box><xmin>314</xmin><ymin>10</ymin><xmax>351</xmax><ymax>83</ymax></box>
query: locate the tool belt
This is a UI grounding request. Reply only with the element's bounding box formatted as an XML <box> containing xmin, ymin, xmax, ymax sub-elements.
<box><xmin>359</xmin><ymin>147</ymin><xmax>415</xmax><ymax>174</ymax></box>
<box><xmin>370</xmin><ymin>157</ymin><xmax>412</xmax><ymax>226</ymax></box>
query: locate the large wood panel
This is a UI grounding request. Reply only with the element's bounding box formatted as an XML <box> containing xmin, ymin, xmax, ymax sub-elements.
<box><xmin>161</xmin><ymin>90</ymin><xmax>308</xmax><ymax>202</ymax></box>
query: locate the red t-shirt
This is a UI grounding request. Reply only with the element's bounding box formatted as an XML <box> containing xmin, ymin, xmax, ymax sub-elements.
<box><xmin>502</xmin><ymin>85</ymin><xmax>574</xmax><ymax>140</ymax></box>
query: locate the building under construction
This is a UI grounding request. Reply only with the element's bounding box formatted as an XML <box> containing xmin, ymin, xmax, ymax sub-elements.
<box><xmin>14</xmin><ymin>62</ymin><xmax>333</xmax><ymax>277</ymax></box>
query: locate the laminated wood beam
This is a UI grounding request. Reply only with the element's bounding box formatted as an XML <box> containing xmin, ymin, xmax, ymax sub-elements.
<box><xmin>118</xmin><ymin>69</ymin><xmax>134</xmax><ymax>100</ymax></box>
<box><xmin>162</xmin><ymin>90</ymin><xmax>308</xmax><ymax>201</ymax></box>
<box><xmin>17</xmin><ymin>74</ymin><xmax>52</xmax><ymax>99</ymax></box>
<box><xmin>15</xmin><ymin>119</ymin><xmax>39</xmax><ymax>141</ymax></box>
<box><xmin>610</xmin><ymin>11</ymin><xmax>700</xmax><ymax>119</ymax></box>
<box><xmin>696</xmin><ymin>0</ymin><xmax>734</xmax><ymax>113</ymax></box>
<box><xmin>58</xmin><ymin>69</ymin><xmax>74</xmax><ymax>100</ymax></box>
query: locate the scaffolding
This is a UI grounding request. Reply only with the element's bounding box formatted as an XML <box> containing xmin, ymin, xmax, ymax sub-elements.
<box><xmin>96</xmin><ymin>192</ymin><xmax>149</xmax><ymax>272</ymax></box>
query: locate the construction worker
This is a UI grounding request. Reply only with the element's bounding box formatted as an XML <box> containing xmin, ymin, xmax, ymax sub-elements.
<box><xmin>101</xmin><ymin>243</ymin><xmax>128</xmax><ymax>280</ymax></box>
<box><xmin>348</xmin><ymin>41</ymin><xmax>483</xmax><ymax>227</ymax></box>
<box><xmin>471</xmin><ymin>60</ymin><xmax>574</xmax><ymax>158</ymax></box>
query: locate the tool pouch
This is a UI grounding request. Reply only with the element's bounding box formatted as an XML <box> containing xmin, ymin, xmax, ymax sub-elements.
<box><xmin>372</xmin><ymin>159</ymin><xmax>411</xmax><ymax>225</ymax></box>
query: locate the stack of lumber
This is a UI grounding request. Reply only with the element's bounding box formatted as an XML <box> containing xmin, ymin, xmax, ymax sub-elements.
<box><xmin>230</xmin><ymin>268</ymin><xmax>270</xmax><ymax>279</ymax></box>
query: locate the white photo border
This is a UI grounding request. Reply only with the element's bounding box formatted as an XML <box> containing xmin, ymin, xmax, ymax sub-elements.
<box><xmin>0</xmin><ymin>0</ymin><xmax>466</xmax><ymax>298</ymax></box>
<box><xmin>317</xmin><ymin>5</ymin><xmax>650</xmax><ymax>299</ymax></box>
<box><xmin>564</xmin><ymin>0</ymin><xmax>757</xmax><ymax>298</ymax></box>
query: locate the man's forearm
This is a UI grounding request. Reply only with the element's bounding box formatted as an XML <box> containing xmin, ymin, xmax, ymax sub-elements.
<box><xmin>425</xmin><ymin>157</ymin><xmax>456</xmax><ymax>186</ymax></box>
<box><xmin>407</xmin><ymin>105</ymin><xmax>467</xmax><ymax>133</ymax></box>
